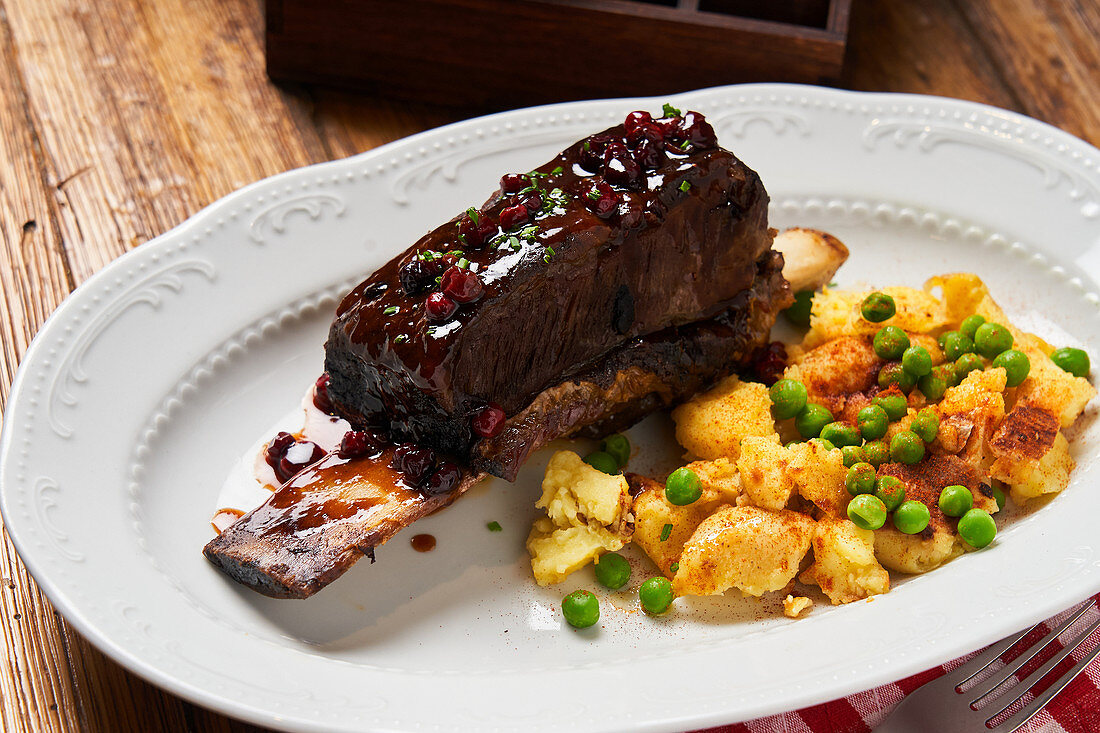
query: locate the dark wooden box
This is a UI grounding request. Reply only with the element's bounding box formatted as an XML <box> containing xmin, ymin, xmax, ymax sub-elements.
<box><xmin>265</xmin><ymin>0</ymin><xmax>852</xmax><ymax>109</ymax></box>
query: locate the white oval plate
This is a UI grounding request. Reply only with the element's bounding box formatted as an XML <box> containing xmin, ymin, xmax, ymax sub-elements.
<box><xmin>3</xmin><ymin>84</ymin><xmax>1100</xmax><ymax>732</ymax></box>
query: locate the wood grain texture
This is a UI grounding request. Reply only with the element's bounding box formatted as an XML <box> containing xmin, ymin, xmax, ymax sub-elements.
<box><xmin>0</xmin><ymin>0</ymin><xmax>1097</xmax><ymax>730</ymax></box>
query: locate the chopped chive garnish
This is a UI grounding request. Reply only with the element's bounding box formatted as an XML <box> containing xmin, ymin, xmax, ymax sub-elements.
<box><xmin>518</xmin><ymin>185</ymin><xmax>539</xmax><ymax>195</ymax></box>
<box><xmin>508</xmin><ymin>235</ymin><xmax>521</xmax><ymax>251</ymax></box>
<box><xmin>662</xmin><ymin>102</ymin><xmax>682</xmax><ymax>117</ymax></box>
<box><xmin>466</xmin><ymin>207</ymin><xmax>480</xmax><ymax>224</ymax></box>
<box><xmin>457</xmin><ymin>233</ymin><xmax>468</xmax><ymax>247</ymax></box>
<box><xmin>659</xmin><ymin>523</ymin><xmax>673</xmax><ymax>542</ymax></box>
<box><xmin>583</xmin><ymin>141</ymin><xmax>591</xmax><ymax>151</ymax></box>
<box><xmin>435</xmin><ymin>275</ymin><xmax>443</xmax><ymax>284</ymax></box>
<box><xmin>670</xmin><ymin>562</ymin><xmax>679</xmax><ymax>572</ymax></box>
<box><xmin>487</xmin><ymin>521</ymin><xmax>502</xmax><ymax>532</ymax></box>
<box><xmin>383</xmin><ymin>306</ymin><xmax>398</xmax><ymax>315</ymax></box>
<box><xmin>457</xmin><ymin>257</ymin><xmax>470</xmax><ymax>269</ymax></box>
<box><xmin>519</xmin><ymin>225</ymin><xmax>538</xmax><ymax>238</ymax></box>
<box><xmin>394</xmin><ymin>334</ymin><xmax>409</xmax><ymax>344</ymax></box>
<box><xmin>551</xmin><ymin>166</ymin><xmax>564</xmax><ymax>175</ymax></box>
<box><xmin>426</xmin><ymin>326</ymin><xmax>437</xmax><ymax>336</ymax></box>
<box><xmin>679</xmin><ymin>140</ymin><xmax>690</xmax><ymax>150</ymax></box>
<box><xmin>586</xmin><ymin>189</ymin><xmax>601</xmax><ymax>201</ymax></box>
<box><xmin>550</xmin><ymin>187</ymin><xmax>564</xmax><ymax>198</ymax></box>
<box><xmin>679</xmin><ymin>181</ymin><xmax>691</xmax><ymax>193</ymax></box>
<box><xmin>447</xmin><ymin>250</ymin><xmax>464</xmax><ymax>257</ymax></box>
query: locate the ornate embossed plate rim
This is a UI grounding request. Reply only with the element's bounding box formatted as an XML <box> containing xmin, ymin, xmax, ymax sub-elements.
<box><xmin>3</xmin><ymin>83</ymin><xmax>1100</xmax><ymax>732</ymax></box>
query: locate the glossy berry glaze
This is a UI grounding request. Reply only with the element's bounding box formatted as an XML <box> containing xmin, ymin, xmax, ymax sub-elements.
<box><xmin>325</xmin><ymin>107</ymin><xmax>772</xmax><ymax>475</ymax></box>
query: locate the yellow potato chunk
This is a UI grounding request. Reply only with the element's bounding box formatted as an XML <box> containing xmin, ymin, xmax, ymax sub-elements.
<box><xmin>937</xmin><ymin>368</ymin><xmax>1007</xmax><ymax>471</ymax></box>
<box><xmin>736</xmin><ymin>437</ymin><xmax>795</xmax><ymax>511</ymax></box>
<box><xmin>536</xmin><ymin>450</ymin><xmax>631</xmax><ymax>528</ymax></box>
<box><xmin>1016</xmin><ymin>350</ymin><xmax>1096</xmax><ymax>428</ymax></box>
<box><xmin>672</xmin><ymin>506</ymin><xmax>814</xmax><ymax>597</ymax></box>
<box><xmin>686</xmin><ymin>458</ymin><xmax>742</xmax><ymax>504</ymax></box>
<box><xmin>787</xmin><ymin>439</ymin><xmax>849</xmax><ymax>517</ymax></box>
<box><xmin>992</xmin><ymin>431</ymin><xmax>1075</xmax><ymax>505</ymax></box>
<box><xmin>799</xmin><ymin>518</ymin><xmax>889</xmax><ymax>604</ymax></box>
<box><xmin>671</xmin><ymin>375</ymin><xmax>777</xmax><ymax>460</ymax></box>
<box><xmin>804</xmin><ymin>286</ymin><xmax>949</xmax><ymax>349</ymax></box>
<box><xmin>873</xmin><ymin>525</ymin><xmax>964</xmax><ymax>574</ymax></box>
<box><xmin>527</xmin><ymin>521</ymin><xmax>625</xmax><ymax>586</ymax></box>
<box><xmin>632</xmin><ymin>482</ymin><xmax>726</xmax><ymax>577</ymax></box>
<box><xmin>783</xmin><ymin>595</ymin><xmax>813</xmax><ymax>618</ymax></box>
<box><xmin>526</xmin><ymin>451</ymin><xmax>632</xmax><ymax>586</ymax></box>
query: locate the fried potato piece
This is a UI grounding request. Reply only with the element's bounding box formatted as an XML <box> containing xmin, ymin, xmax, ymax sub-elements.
<box><xmin>686</xmin><ymin>458</ymin><xmax>742</xmax><ymax>504</ymax></box>
<box><xmin>736</xmin><ymin>437</ymin><xmax>795</xmax><ymax>511</ymax></box>
<box><xmin>1016</xmin><ymin>349</ymin><xmax>1096</xmax><ymax>428</ymax></box>
<box><xmin>873</xmin><ymin>453</ymin><xmax>986</xmax><ymax>572</ymax></box>
<box><xmin>799</xmin><ymin>517</ymin><xmax>889</xmax><ymax>604</ymax></box>
<box><xmin>672</xmin><ymin>506</ymin><xmax>814</xmax><ymax>597</ymax></box>
<box><xmin>632</xmin><ymin>477</ymin><xmax>727</xmax><ymax>578</ymax></box>
<box><xmin>936</xmin><ymin>368</ymin><xmax>1007</xmax><ymax>472</ymax></box>
<box><xmin>783</xmin><ymin>595</ymin><xmax>813</xmax><ymax>618</ymax></box>
<box><xmin>788</xmin><ymin>336</ymin><xmax>881</xmax><ymax>416</ymax></box>
<box><xmin>874</xmin><ymin>524</ymin><xmax>964</xmax><ymax>574</ymax></box>
<box><xmin>992</xmin><ymin>431</ymin><xmax>1075</xmax><ymax>505</ymax></box>
<box><xmin>787</xmin><ymin>439</ymin><xmax>849</xmax><ymax>517</ymax></box>
<box><xmin>773</xmin><ymin>228</ymin><xmax>850</xmax><ymax>293</ymax></box>
<box><xmin>526</xmin><ymin>451</ymin><xmax>632</xmax><ymax>585</ymax></box>
<box><xmin>671</xmin><ymin>375</ymin><xmax>777</xmax><ymax>460</ymax></box>
<box><xmin>528</xmin><ymin>522</ymin><xmax>627</xmax><ymax>586</ymax></box>
<box><xmin>804</xmin><ymin>286</ymin><xmax>949</xmax><ymax>349</ymax></box>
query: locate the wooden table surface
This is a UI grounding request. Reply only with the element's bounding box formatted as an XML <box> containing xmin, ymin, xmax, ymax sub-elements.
<box><xmin>0</xmin><ymin>0</ymin><xmax>1097</xmax><ymax>730</ymax></box>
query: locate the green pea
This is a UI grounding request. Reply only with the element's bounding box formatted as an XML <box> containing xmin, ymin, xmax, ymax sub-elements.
<box><xmin>665</xmin><ymin>467</ymin><xmax>702</xmax><ymax>506</ymax></box>
<box><xmin>974</xmin><ymin>322</ymin><xmax>1013</xmax><ymax>359</ymax></box>
<box><xmin>874</xmin><ymin>325</ymin><xmax>911</xmax><ymax>360</ymax></box>
<box><xmin>561</xmin><ymin>589</ymin><xmax>600</xmax><ymax>628</ymax></box>
<box><xmin>639</xmin><ymin>576</ymin><xmax>674</xmax><ymax>614</ymax></box>
<box><xmin>847</xmin><ymin>494</ymin><xmax>888</xmax><ymax>530</ymax></box>
<box><xmin>992</xmin><ymin>483</ymin><xmax>1007</xmax><ymax>511</ymax></box>
<box><xmin>857</xmin><ymin>405</ymin><xmax>888</xmax><ymax>441</ymax></box>
<box><xmin>809</xmin><ymin>438</ymin><xmax>837</xmax><ymax>452</ymax></box>
<box><xmin>861</xmin><ymin>292</ymin><xmax>896</xmax><ymax>323</ymax></box>
<box><xmin>878</xmin><ymin>362</ymin><xmax>916</xmax><ymax>392</ymax></box>
<box><xmin>875</xmin><ymin>475</ymin><xmax>906</xmax><ymax>511</ymax></box>
<box><xmin>941</xmin><ymin>331</ymin><xmax>975</xmax><ymax>361</ymax></box>
<box><xmin>863</xmin><ymin>440</ymin><xmax>889</xmax><ymax>467</ymax></box>
<box><xmin>957</xmin><ymin>508</ymin><xmax>997</xmax><ymax>549</ymax></box>
<box><xmin>901</xmin><ymin>345</ymin><xmax>932</xmax><ymax>377</ymax></box>
<box><xmin>1051</xmin><ymin>347</ymin><xmax>1091</xmax><ymax>378</ymax></box>
<box><xmin>992</xmin><ymin>349</ymin><xmax>1031</xmax><ymax>388</ymax></box>
<box><xmin>841</xmin><ymin>445</ymin><xmax>866</xmax><ymax>467</ymax></box>
<box><xmin>954</xmin><ymin>353</ymin><xmax>984</xmax><ymax>383</ymax></box>
<box><xmin>584</xmin><ymin>451</ymin><xmax>620</xmax><ymax>475</ymax></box>
<box><xmin>600</xmin><ymin>434</ymin><xmax>631</xmax><ymax>468</ymax></box>
<box><xmin>785</xmin><ymin>440</ymin><xmax>802</xmax><ymax>449</ymax></box>
<box><xmin>960</xmin><ymin>314</ymin><xmax>987</xmax><ymax>340</ymax></box>
<box><xmin>846</xmin><ymin>462</ymin><xmax>877</xmax><ymax>496</ymax></box>
<box><xmin>938</xmin><ymin>484</ymin><xmax>973</xmax><ymax>517</ymax></box>
<box><xmin>918</xmin><ymin>371</ymin><xmax>948</xmax><ymax>402</ymax></box>
<box><xmin>892</xmin><ymin>500</ymin><xmax>931</xmax><ymax>534</ymax></box>
<box><xmin>594</xmin><ymin>553</ymin><xmax>631</xmax><ymax>590</ymax></box>
<box><xmin>769</xmin><ymin>379</ymin><xmax>808</xmax><ymax>420</ymax></box>
<box><xmin>890</xmin><ymin>431</ymin><xmax>925</xmax><ymax>465</ymax></box>
<box><xmin>910</xmin><ymin>410</ymin><xmax>940</xmax><ymax>443</ymax></box>
<box><xmin>820</xmin><ymin>421</ymin><xmax>861</xmax><ymax>447</ymax></box>
<box><xmin>784</xmin><ymin>290</ymin><xmax>814</xmax><ymax>327</ymax></box>
<box><xmin>873</xmin><ymin>394</ymin><xmax>908</xmax><ymax>422</ymax></box>
<box><xmin>796</xmin><ymin>403</ymin><xmax>834</xmax><ymax>439</ymax></box>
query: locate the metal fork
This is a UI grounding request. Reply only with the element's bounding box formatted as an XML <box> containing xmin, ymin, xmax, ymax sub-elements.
<box><xmin>876</xmin><ymin>600</ymin><xmax>1100</xmax><ymax>732</ymax></box>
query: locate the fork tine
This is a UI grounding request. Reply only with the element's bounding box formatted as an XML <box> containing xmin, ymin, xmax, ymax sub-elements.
<box><xmin>967</xmin><ymin>601</ymin><xmax>1095</xmax><ymax>701</ymax></box>
<box><xmin>983</xmin><ymin>614</ymin><xmax>1100</xmax><ymax>722</ymax></box>
<box><xmin>946</xmin><ymin>625</ymin><xmax>1037</xmax><ymax>688</ymax></box>
<box><xmin>994</xmin><ymin>629</ymin><xmax>1100</xmax><ymax>732</ymax></box>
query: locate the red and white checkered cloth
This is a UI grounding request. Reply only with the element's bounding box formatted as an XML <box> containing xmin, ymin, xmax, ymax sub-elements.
<box><xmin>698</xmin><ymin>595</ymin><xmax>1100</xmax><ymax>733</ymax></box>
